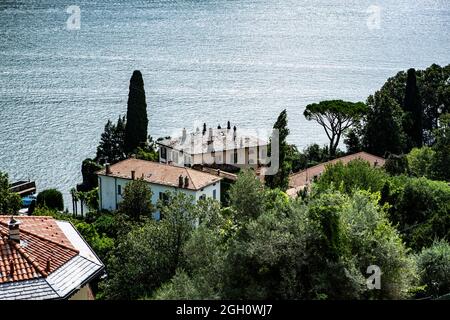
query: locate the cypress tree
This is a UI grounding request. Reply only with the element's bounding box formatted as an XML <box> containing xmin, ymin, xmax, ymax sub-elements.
<box><xmin>124</xmin><ymin>70</ymin><xmax>148</xmax><ymax>154</ymax></box>
<box><xmin>265</xmin><ymin>109</ymin><xmax>290</xmax><ymax>190</ymax></box>
<box><xmin>403</xmin><ymin>68</ymin><xmax>423</xmax><ymax>149</ymax></box>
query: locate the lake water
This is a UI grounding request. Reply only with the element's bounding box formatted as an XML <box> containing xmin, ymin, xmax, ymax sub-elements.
<box><xmin>1</xmin><ymin>0</ymin><xmax>449</xmax><ymax>210</ymax></box>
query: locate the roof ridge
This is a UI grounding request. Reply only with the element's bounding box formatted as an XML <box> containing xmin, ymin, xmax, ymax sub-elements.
<box><xmin>184</xmin><ymin>167</ymin><xmax>197</xmax><ymax>190</ymax></box>
<box><xmin>0</xmin><ymin>219</ymin><xmax>79</xmax><ymax>254</ymax></box>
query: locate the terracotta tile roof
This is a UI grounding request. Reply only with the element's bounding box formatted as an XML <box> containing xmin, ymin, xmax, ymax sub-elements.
<box><xmin>96</xmin><ymin>158</ymin><xmax>222</xmax><ymax>190</ymax></box>
<box><xmin>0</xmin><ymin>216</ymin><xmax>79</xmax><ymax>284</ymax></box>
<box><xmin>288</xmin><ymin>152</ymin><xmax>385</xmax><ymax>189</ymax></box>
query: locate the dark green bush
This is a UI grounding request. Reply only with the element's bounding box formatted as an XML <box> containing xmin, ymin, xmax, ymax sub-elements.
<box><xmin>416</xmin><ymin>240</ymin><xmax>450</xmax><ymax>298</ymax></box>
<box><xmin>37</xmin><ymin>189</ymin><xmax>64</xmax><ymax>211</ymax></box>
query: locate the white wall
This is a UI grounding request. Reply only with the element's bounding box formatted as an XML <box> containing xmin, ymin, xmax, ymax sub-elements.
<box><xmin>159</xmin><ymin>144</ymin><xmax>264</xmax><ymax>168</ymax></box>
<box><xmin>159</xmin><ymin>146</ymin><xmax>186</xmax><ymax>167</ymax></box>
<box><xmin>98</xmin><ymin>175</ymin><xmax>221</xmax><ymax>219</ymax></box>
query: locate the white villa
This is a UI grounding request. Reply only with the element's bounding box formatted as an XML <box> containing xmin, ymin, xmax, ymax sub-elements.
<box><xmin>156</xmin><ymin>125</ymin><xmax>269</xmax><ymax>169</ymax></box>
<box><xmin>96</xmin><ymin>158</ymin><xmax>222</xmax><ymax>219</ymax></box>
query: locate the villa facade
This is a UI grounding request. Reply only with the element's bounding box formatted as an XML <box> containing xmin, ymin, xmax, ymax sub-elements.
<box><xmin>156</xmin><ymin>125</ymin><xmax>269</xmax><ymax>169</ymax></box>
<box><xmin>96</xmin><ymin>158</ymin><xmax>222</xmax><ymax>219</ymax></box>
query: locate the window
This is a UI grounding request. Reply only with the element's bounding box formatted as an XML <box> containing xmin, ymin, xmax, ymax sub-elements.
<box><xmin>233</xmin><ymin>149</ymin><xmax>238</xmax><ymax>164</ymax></box>
<box><xmin>159</xmin><ymin>192</ymin><xmax>169</xmax><ymax>204</ymax></box>
<box><xmin>117</xmin><ymin>185</ymin><xmax>122</xmax><ymax>195</ymax></box>
<box><xmin>184</xmin><ymin>154</ymin><xmax>191</xmax><ymax>166</ymax></box>
<box><xmin>213</xmin><ymin>189</ymin><xmax>216</xmax><ymax>200</ymax></box>
<box><xmin>161</xmin><ymin>147</ymin><xmax>167</xmax><ymax>159</ymax></box>
<box><xmin>200</xmin><ymin>194</ymin><xmax>206</xmax><ymax>200</ymax></box>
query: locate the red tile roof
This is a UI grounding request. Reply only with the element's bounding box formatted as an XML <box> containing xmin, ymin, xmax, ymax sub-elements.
<box><xmin>0</xmin><ymin>216</ymin><xmax>79</xmax><ymax>284</ymax></box>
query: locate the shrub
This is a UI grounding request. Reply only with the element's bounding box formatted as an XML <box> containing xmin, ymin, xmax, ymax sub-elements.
<box><xmin>313</xmin><ymin>159</ymin><xmax>388</xmax><ymax>195</ymax></box>
<box><xmin>37</xmin><ymin>189</ymin><xmax>64</xmax><ymax>211</ymax></box>
<box><xmin>383</xmin><ymin>176</ymin><xmax>450</xmax><ymax>250</ymax></box>
<box><xmin>118</xmin><ymin>178</ymin><xmax>155</xmax><ymax>221</ymax></box>
<box><xmin>407</xmin><ymin>147</ymin><xmax>435</xmax><ymax>178</ymax></box>
<box><xmin>0</xmin><ymin>171</ymin><xmax>22</xmax><ymax>215</ymax></box>
<box><xmin>415</xmin><ymin>240</ymin><xmax>450</xmax><ymax>298</ymax></box>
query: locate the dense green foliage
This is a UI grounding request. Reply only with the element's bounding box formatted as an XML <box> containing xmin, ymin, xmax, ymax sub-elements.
<box><xmin>362</xmin><ymin>91</ymin><xmax>405</xmax><ymax>156</ymax></box>
<box><xmin>304</xmin><ymin>100</ymin><xmax>367</xmax><ymax>156</ymax></box>
<box><xmin>36</xmin><ymin>188</ymin><xmax>64</xmax><ymax>211</ymax></box>
<box><xmin>313</xmin><ymin>159</ymin><xmax>388</xmax><ymax>195</ymax></box>
<box><xmin>373</xmin><ymin>64</ymin><xmax>449</xmax><ymax>146</ymax></box>
<box><xmin>406</xmin><ymin>147</ymin><xmax>435</xmax><ymax>178</ymax></box>
<box><xmin>0</xmin><ymin>172</ymin><xmax>21</xmax><ymax>215</ymax></box>
<box><xmin>229</xmin><ymin>169</ymin><xmax>265</xmax><ymax>222</ymax></box>
<box><xmin>352</xmin><ymin>64</ymin><xmax>449</xmax><ymax>156</ymax></box>
<box><xmin>430</xmin><ymin>113</ymin><xmax>450</xmax><ymax>181</ymax></box>
<box><xmin>384</xmin><ymin>153</ymin><xmax>409</xmax><ymax>176</ymax></box>
<box><xmin>118</xmin><ymin>178</ymin><xmax>155</xmax><ymax>221</ymax></box>
<box><xmin>103</xmin><ymin>192</ymin><xmax>199</xmax><ymax>299</ymax></box>
<box><xmin>415</xmin><ymin>240</ymin><xmax>450</xmax><ymax>298</ymax></box>
<box><xmin>311</xmin><ymin>160</ymin><xmax>450</xmax><ymax>252</ymax></box>
<box><xmin>150</xmin><ymin>175</ymin><xmax>415</xmax><ymax>300</ymax></box>
<box><xmin>381</xmin><ymin>176</ymin><xmax>450</xmax><ymax>251</ymax></box>
<box><xmin>96</xmin><ymin>116</ymin><xmax>126</xmax><ymax>164</ymax></box>
<box><xmin>343</xmin><ymin>129</ymin><xmax>362</xmax><ymax>154</ymax></box>
<box><xmin>124</xmin><ymin>70</ymin><xmax>149</xmax><ymax>154</ymax></box>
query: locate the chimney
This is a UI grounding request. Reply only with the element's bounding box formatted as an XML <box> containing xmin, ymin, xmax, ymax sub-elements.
<box><xmin>8</xmin><ymin>216</ymin><xmax>21</xmax><ymax>243</ymax></box>
<box><xmin>131</xmin><ymin>170</ymin><xmax>135</xmax><ymax>180</ymax></box>
<box><xmin>203</xmin><ymin>123</ymin><xmax>207</xmax><ymax>135</ymax></box>
<box><xmin>105</xmin><ymin>163</ymin><xmax>111</xmax><ymax>175</ymax></box>
<box><xmin>46</xmin><ymin>258</ymin><xmax>52</xmax><ymax>273</ymax></box>
<box><xmin>182</xmin><ymin>128</ymin><xmax>187</xmax><ymax>141</ymax></box>
<box><xmin>208</xmin><ymin>127</ymin><xmax>213</xmax><ymax>142</ymax></box>
<box><xmin>178</xmin><ymin>175</ymin><xmax>184</xmax><ymax>188</ymax></box>
<box><xmin>227</xmin><ymin>121</ymin><xmax>231</xmax><ymax>130</ymax></box>
<box><xmin>217</xmin><ymin>124</ymin><xmax>221</xmax><ymax>129</ymax></box>
<box><xmin>184</xmin><ymin>176</ymin><xmax>189</xmax><ymax>188</ymax></box>
<box><xmin>233</xmin><ymin>126</ymin><xmax>237</xmax><ymax>141</ymax></box>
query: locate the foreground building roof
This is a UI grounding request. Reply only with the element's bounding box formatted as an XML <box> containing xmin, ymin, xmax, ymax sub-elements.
<box><xmin>96</xmin><ymin>158</ymin><xmax>222</xmax><ymax>191</ymax></box>
<box><xmin>0</xmin><ymin>216</ymin><xmax>104</xmax><ymax>300</ymax></box>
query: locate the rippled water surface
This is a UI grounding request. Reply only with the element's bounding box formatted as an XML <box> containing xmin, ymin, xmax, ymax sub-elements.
<box><xmin>1</xmin><ymin>0</ymin><xmax>449</xmax><ymax>209</ymax></box>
